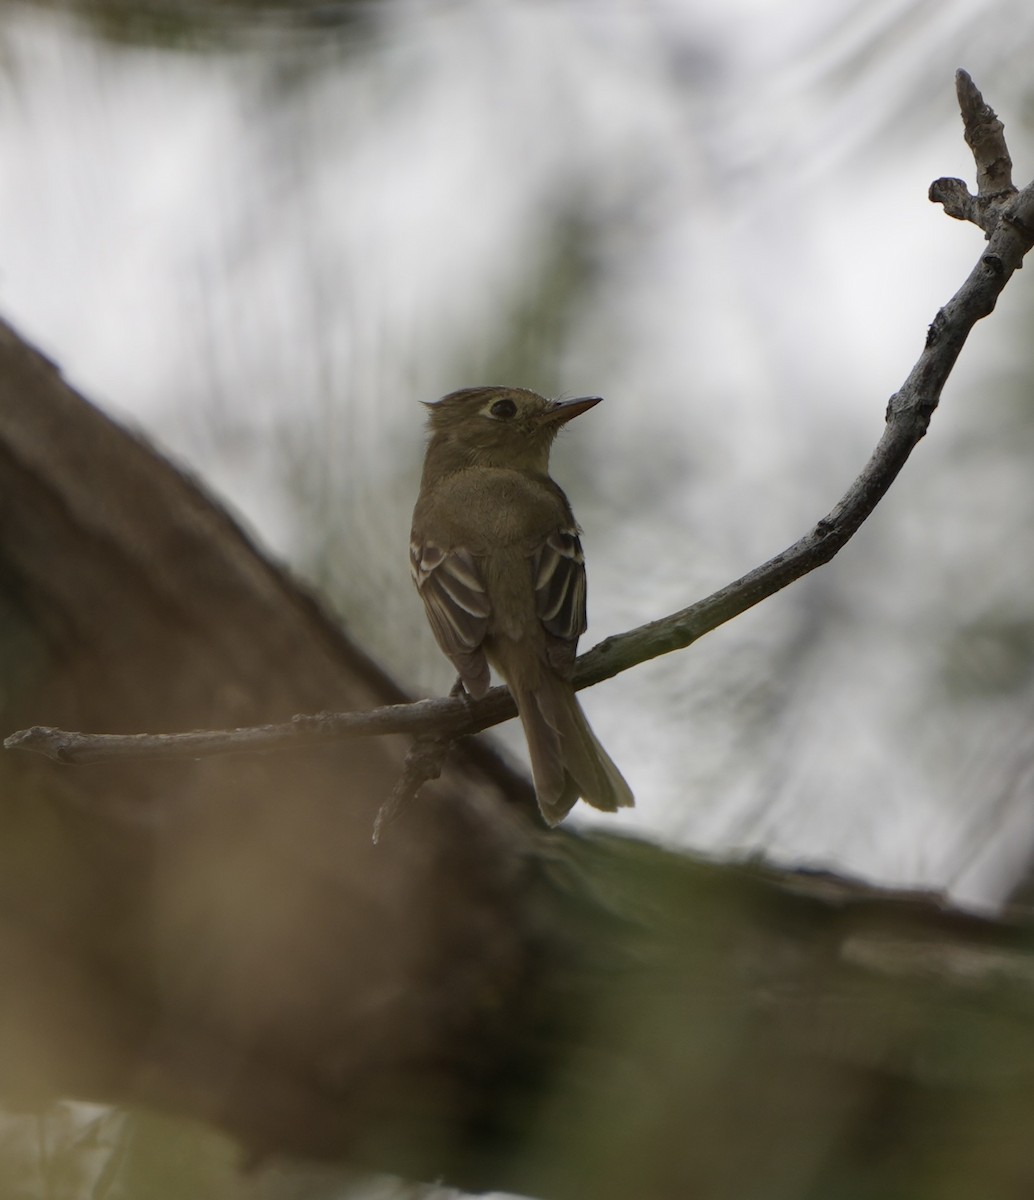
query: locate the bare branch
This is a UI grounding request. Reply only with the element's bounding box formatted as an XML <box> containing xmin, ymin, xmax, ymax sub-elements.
<box><xmin>7</xmin><ymin>74</ymin><xmax>1034</xmax><ymax>775</ymax></box>
<box><xmin>3</xmin><ymin>692</ymin><xmax>516</xmax><ymax>763</ymax></box>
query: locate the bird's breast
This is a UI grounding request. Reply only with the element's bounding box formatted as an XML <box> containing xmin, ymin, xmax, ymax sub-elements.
<box><xmin>415</xmin><ymin>467</ymin><xmax>573</xmax><ymax>552</ymax></box>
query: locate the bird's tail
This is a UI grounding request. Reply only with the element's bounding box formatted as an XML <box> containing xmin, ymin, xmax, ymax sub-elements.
<box><xmin>513</xmin><ymin>672</ymin><xmax>635</xmax><ymax>826</ymax></box>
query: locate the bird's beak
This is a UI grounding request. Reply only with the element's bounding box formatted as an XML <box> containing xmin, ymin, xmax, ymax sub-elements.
<box><xmin>537</xmin><ymin>396</ymin><xmax>603</xmax><ymax>426</ymax></box>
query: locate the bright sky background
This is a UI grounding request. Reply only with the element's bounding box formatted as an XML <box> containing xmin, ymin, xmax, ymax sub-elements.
<box><xmin>2</xmin><ymin>0</ymin><xmax>1034</xmax><ymax>907</ymax></box>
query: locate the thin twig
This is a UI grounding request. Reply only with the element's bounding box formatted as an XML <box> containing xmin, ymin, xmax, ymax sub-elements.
<box><xmin>2</xmin><ymin>695</ymin><xmax>515</xmax><ymax>763</ymax></box>
<box><xmin>6</xmin><ymin>74</ymin><xmax>1034</xmax><ymax>771</ymax></box>
<box><xmin>372</xmin><ymin>735</ymin><xmax>452</xmax><ymax>843</ymax></box>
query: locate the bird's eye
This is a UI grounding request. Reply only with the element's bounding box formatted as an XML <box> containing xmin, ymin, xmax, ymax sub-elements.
<box><xmin>488</xmin><ymin>398</ymin><xmax>518</xmax><ymax>420</ymax></box>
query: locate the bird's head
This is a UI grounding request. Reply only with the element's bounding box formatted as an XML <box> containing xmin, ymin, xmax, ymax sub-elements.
<box><xmin>424</xmin><ymin>386</ymin><xmax>601</xmax><ymax>472</ymax></box>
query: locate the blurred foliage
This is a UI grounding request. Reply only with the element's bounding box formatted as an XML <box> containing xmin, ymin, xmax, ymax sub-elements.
<box><xmin>466</xmin><ymin>206</ymin><xmax>608</xmax><ymax>392</ymax></box>
<box><xmin>0</xmin><ymin>1106</ymin><xmax>446</xmax><ymax>1199</ymax></box>
<box><xmin>18</xmin><ymin>0</ymin><xmax>378</xmax><ymax>50</ymax></box>
<box><xmin>798</xmin><ymin>0</ymin><xmax>1034</xmax><ymax>150</ymax></box>
<box><xmin>942</xmin><ymin>617</ymin><xmax>1034</xmax><ymax>698</ymax></box>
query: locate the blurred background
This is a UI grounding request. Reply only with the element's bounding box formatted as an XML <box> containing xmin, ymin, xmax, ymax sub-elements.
<box><xmin>6</xmin><ymin>2</ymin><xmax>1034</xmax><ymax>1197</ymax></box>
<box><xmin>3</xmin><ymin>0</ymin><xmax>1034</xmax><ymax>908</ymax></box>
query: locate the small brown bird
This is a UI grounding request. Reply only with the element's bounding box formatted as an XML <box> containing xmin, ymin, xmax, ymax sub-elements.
<box><xmin>410</xmin><ymin>385</ymin><xmax>634</xmax><ymax>825</ymax></box>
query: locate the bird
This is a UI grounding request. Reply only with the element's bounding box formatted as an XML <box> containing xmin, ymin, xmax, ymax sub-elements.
<box><xmin>410</xmin><ymin>385</ymin><xmax>634</xmax><ymax>825</ymax></box>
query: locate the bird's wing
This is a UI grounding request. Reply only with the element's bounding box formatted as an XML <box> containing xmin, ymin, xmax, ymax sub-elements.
<box><xmin>410</xmin><ymin>539</ymin><xmax>492</xmax><ymax>697</ymax></box>
<box><xmin>532</xmin><ymin>527</ymin><xmax>586</xmax><ymax>677</ymax></box>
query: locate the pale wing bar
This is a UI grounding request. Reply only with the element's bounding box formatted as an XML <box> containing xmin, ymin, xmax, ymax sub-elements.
<box><xmin>532</xmin><ymin>528</ymin><xmax>586</xmax><ymax>677</ymax></box>
<box><xmin>410</xmin><ymin>540</ymin><xmax>491</xmax><ymax>696</ymax></box>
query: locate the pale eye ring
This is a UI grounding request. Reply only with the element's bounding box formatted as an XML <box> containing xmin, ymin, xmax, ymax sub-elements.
<box><xmin>489</xmin><ymin>398</ymin><xmax>517</xmax><ymax>420</ymax></box>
